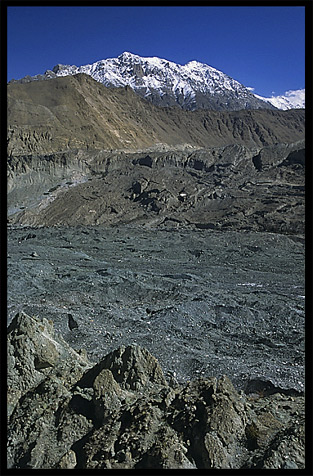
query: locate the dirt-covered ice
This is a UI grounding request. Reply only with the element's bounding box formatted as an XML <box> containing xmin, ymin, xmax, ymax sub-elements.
<box><xmin>7</xmin><ymin>224</ymin><xmax>304</xmax><ymax>394</ymax></box>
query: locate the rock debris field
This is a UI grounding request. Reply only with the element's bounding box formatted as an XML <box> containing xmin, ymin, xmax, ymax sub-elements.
<box><xmin>7</xmin><ymin>224</ymin><xmax>304</xmax><ymax>394</ymax></box>
<box><xmin>7</xmin><ymin>223</ymin><xmax>306</xmax><ymax>470</ymax></box>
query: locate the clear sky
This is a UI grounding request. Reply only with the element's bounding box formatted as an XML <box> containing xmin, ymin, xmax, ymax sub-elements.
<box><xmin>7</xmin><ymin>5</ymin><xmax>305</xmax><ymax>97</ymax></box>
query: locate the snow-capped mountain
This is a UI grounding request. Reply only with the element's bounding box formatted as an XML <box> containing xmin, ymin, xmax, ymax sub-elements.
<box><xmin>11</xmin><ymin>52</ymin><xmax>304</xmax><ymax>111</ymax></box>
<box><xmin>20</xmin><ymin>52</ymin><xmax>276</xmax><ymax>111</ymax></box>
<box><xmin>255</xmin><ymin>89</ymin><xmax>305</xmax><ymax>110</ymax></box>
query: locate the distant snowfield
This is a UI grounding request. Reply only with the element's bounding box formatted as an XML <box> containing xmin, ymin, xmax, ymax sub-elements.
<box><xmin>255</xmin><ymin>89</ymin><xmax>305</xmax><ymax>110</ymax></box>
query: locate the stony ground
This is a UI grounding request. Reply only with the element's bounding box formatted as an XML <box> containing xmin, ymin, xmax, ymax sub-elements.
<box><xmin>7</xmin><ymin>223</ymin><xmax>305</xmax><ymax>394</ymax></box>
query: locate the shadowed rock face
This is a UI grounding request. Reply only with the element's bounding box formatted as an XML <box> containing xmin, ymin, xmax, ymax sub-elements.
<box><xmin>7</xmin><ymin>313</ymin><xmax>304</xmax><ymax>469</ymax></box>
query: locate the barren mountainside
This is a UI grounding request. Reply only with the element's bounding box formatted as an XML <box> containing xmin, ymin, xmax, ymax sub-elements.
<box><xmin>7</xmin><ymin>73</ymin><xmax>305</xmax><ymax>234</ymax></box>
<box><xmin>7</xmin><ymin>73</ymin><xmax>305</xmax><ymax>157</ymax></box>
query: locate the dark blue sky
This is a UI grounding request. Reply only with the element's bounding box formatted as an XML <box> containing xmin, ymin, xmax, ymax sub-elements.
<box><xmin>7</xmin><ymin>5</ymin><xmax>305</xmax><ymax>96</ymax></box>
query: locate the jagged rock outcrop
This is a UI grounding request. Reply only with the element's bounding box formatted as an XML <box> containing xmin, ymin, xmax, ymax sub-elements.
<box><xmin>7</xmin><ymin>312</ymin><xmax>92</xmax><ymax>419</ymax></box>
<box><xmin>7</xmin><ymin>312</ymin><xmax>305</xmax><ymax>469</ymax></box>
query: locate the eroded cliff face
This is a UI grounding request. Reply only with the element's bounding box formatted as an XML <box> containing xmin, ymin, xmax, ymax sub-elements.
<box><xmin>7</xmin><ymin>312</ymin><xmax>304</xmax><ymax>470</ymax></box>
<box><xmin>8</xmin><ymin>141</ymin><xmax>305</xmax><ymax>235</ymax></box>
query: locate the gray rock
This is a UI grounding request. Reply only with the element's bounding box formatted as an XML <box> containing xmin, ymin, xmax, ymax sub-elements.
<box><xmin>7</xmin><ymin>312</ymin><xmax>94</xmax><ymax>468</ymax></box>
<box><xmin>7</xmin><ymin>225</ymin><xmax>305</xmax><ymax>395</ymax></box>
<box><xmin>57</xmin><ymin>450</ymin><xmax>77</xmax><ymax>469</ymax></box>
<box><xmin>7</xmin><ymin>312</ymin><xmax>305</xmax><ymax>469</ymax></box>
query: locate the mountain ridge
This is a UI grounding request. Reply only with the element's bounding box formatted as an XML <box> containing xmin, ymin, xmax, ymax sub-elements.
<box><xmin>7</xmin><ymin>71</ymin><xmax>305</xmax><ymax>234</ymax></box>
<box><xmin>7</xmin><ymin>73</ymin><xmax>305</xmax><ymax>157</ymax></box>
<box><xmin>8</xmin><ymin>51</ymin><xmax>281</xmax><ymax>112</ymax></box>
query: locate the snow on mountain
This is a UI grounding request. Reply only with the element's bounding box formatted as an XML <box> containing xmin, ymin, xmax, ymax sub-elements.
<box><xmin>49</xmin><ymin>52</ymin><xmax>275</xmax><ymax>111</ymax></box>
<box><xmin>255</xmin><ymin>89</ymin><xmax>305</xmax><ymax>110</ymax></box>
<box><xmin>52</xmin><ymin>52</ymin><xmax>243</xmax><ymax>95</ymax></box>
<box><xmin>13</xmin><ymin>52</ymin><xmax>303</xmax><ymax>111</ymax></box>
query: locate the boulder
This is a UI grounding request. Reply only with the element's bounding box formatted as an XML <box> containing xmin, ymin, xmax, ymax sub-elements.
<box><xmin>7</xmin><ymin>312</ymin><xmax>305</xmax><ymax>469</ymax></box>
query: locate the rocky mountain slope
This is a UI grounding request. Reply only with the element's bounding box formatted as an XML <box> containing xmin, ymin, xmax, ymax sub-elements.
<box><xmin>7</xmin><ymin>73</ymin><xmax>305</xmax><ymax>156</ymax></box>
<box><xmin>7</xmin><ymin>312</ymin><xmax>304</xmax><ymax>469</ymax></box>
<box><xmin>10</xmin><ymin>52</ymin><xmax>305</xmax><ymax>111</ymax></box>
<box><xmin>7</xmin><ymin>63</ymin><xmax>306</xmax><ymax>470</ymax></box>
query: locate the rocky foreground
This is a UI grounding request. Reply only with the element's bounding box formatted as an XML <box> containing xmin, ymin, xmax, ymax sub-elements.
<box><xmin>7</xmin><ymin>311</ymin><xmax>304</xmax><ymax>469</ymax></box>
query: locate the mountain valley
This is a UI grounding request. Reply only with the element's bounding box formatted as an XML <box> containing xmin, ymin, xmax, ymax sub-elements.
<box><xmin>7</xmin><ymin>61</ymin><xmax>306</xmax><ymax>470</ymax></box>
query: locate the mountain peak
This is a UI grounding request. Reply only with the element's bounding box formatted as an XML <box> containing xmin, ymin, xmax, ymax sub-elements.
<box><xmin>13</xmin><ymin>53</ymin><xmax>304</xmax><ymax>111</ymax></box>
<box><xmin>46</xmin><ymin>52</ymin><xmax>275</xmax><ymax>111</ymax></box>
<box><xmin>118</xmin><ymin>51</ymin><xmax>140</xmax><ymax>61</ymax></box>
<box><xmin>52</xmin><ymin>64</ymin><xmax>76</xmax><ymax>73</ymax></box>
<box><xmin>185</xmin><ymin>59</ymin><xmax>209</xmax><ymax>68</ymax></box>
